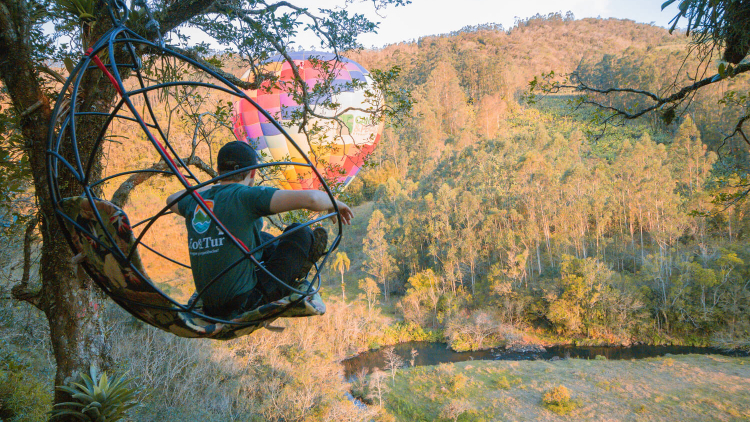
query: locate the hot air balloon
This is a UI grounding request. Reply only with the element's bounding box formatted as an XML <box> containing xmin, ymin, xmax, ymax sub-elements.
<box><xmin>232</xmin><ymin>51</ymin><xmax>384</xmax><ymax>190</ymax></box>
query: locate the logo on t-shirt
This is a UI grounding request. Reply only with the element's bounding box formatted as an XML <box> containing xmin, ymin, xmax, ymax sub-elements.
<box><xmin>191</xmin><ymin>200</ymin><xmax>214</xmax><ymax>234</ymax></box>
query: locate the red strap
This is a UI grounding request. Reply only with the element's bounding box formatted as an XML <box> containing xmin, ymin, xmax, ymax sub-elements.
<box><xmin>86</xmin><ymin>48</ymin><xmax>124</xmax><ymax>96</ymax></box>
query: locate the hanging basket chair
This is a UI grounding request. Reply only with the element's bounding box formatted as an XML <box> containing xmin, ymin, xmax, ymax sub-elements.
<box><xmin>46</xmin><ymin>14</ymin><xmax>342</xmax><ymax>339</ymax></box>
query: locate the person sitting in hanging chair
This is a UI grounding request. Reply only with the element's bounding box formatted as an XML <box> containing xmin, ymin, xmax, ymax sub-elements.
<box><xmin>166</xmin><ymin>141</ymin><xmax>353</xmax><ymax>319</ymax></box>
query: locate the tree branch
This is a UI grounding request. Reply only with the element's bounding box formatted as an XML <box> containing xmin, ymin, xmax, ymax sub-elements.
<box><xmin>0</xmin><ymin>0</ymin><xmax>52</xmax><ymax>136</ymax></box>
<box><xmin>166</xmin><ymin>44</ymin><xmax>259</xmax><ymax>90</ymax></box>
<box><xmin>110</xmin><ymin>156</ymin><xmax>216</xmax><ymax>208</ymax></box>
<box><xmin>552</xmin><ymin>62</ymin><xmax>750</xmax><ymax>120</ymax></box>
<box><xmin>730</xmin><ymin>115</ymin><xmax>750</xmax><ymax>147</ymax></box>
<box><xmin>156</xmin><ymin>0</ymin><xmax>218</xmax><ymax>35</ymax></box>
<box><xmin>10</xmin><ymin>216</ymin><xmax>41</xmax><ymax>308</ymax></box>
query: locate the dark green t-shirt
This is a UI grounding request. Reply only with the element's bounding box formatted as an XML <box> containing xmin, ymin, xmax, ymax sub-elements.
<box><xmin>177</xmin><ymin>184</ymin><xmax>277</xmax><ymax>312</ymax></box>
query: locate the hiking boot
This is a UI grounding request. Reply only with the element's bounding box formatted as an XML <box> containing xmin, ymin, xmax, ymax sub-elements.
<box><xmin>294</xmin><ymin>227</ymin><xmax>327</xmax><ymax>282</ymax></box>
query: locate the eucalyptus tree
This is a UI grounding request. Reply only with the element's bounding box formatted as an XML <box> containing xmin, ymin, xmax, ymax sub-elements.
<box><xmin>0</xmin><ymin>0</ymin><xmax>409</xmax><ymax>412</ymax></box>
<box><xmin>363</xmin><ymin>208</ymin><xmax>395</xmax><ymax>300</ymax></box>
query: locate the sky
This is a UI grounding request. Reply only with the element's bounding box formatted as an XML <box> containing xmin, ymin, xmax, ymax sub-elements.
<box><xmin>286</xmin><ymin>0</ymin><xmax>683</xmax><ymax>49</ymax></box>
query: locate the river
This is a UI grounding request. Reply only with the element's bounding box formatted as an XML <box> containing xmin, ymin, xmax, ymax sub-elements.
<box><xmin>342</xmin><ymin>341</ymin><xmax>743</xmax><ymax>380</ymax></box>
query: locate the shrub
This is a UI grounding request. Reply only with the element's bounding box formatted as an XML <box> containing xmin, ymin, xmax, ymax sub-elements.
<box><xmin>445</xmin><ymin>311</ymin><xmax>506</xmax><ymax>352</ymax></box>
<box><xmin>542</xmin><ymin>385</ymin><xmax>578</xmax><ymax>415</ymax></box>
<box><xmin>493</xmin><ymin>375</ymin><xmax>511</xmax><ymax>390</ymax></box>
<box><xmin>447</xmin><ymin>373</ymin><xmax>469</xmax><ymax>394</ymax></box>
<box><xmin>439</xmin><ymin>399</ymin><xmax>471</xmax><ymax>422</ymax></box>
<box><xmin>349</xmin><ymin>368</ymin><xmax>372</xmax><ymax>404</ymax></box>
<box><xmin>0</xmin><ymin>368</ymin><xmax>51</xmax><ymax>421</ymax></box>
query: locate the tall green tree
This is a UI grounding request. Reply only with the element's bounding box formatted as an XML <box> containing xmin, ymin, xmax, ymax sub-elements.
<box><xmin>363</xmin><ymin>209</ymin><xmax>395</xmax><ymax>301</ymax></box>
<box><xmin>332</xmin><ymin>251</ymin><xmax>351</xmax><ymax>301</ymax></box>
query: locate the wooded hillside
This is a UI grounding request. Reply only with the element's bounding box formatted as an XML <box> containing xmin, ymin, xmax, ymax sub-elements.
<box><xmin>340</xmin><ymin>13</ymin><xmax>750</xmax><ymax>348</ymax></box>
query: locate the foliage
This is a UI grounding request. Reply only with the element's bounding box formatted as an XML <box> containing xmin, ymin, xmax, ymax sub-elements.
<box><xmin>50</xmin><ymin>366</ymin><xmax>139</xmax><ymax>422</ymax></box>
<box><xmin>445</xmin><ymin>310</ymin><xmax>508</xmax><ymax>351</ymax></box>
<box><xmin>663</xmin><ymin>0</ymin><xmax>750</xmax><ymax>64</ymax></box>
<box><xmin>0</xmin><ymin>99</ymin><xmax>33</xmax><ymax>226</ymax></box>
<box><xmin>363</xmin><ymin>209</ymin><xmax>396</xmax><ymax>301</ymax></box>
<box><xmin>0</xmin><ymin>347</ymin><xmax>52</xmax><ymax>422</ymax></box>
<box><xmin>359</xmin><ymin>276</ymin><xmax>381</xmax><ymax>310</ymax></box>
<box><xmin>524</xmin><ymin>0</ymin><xmax>750</xmax><ymax>191</ymax></box>
<box><xmin>354</xmin><ymin>79</ymin><xmax>750</xmax><ymax>342</ymax></box>
<box><xmin>542</xmin><ymin>385</ymin><xmax>578</xmax><ymax>415</ymax></box>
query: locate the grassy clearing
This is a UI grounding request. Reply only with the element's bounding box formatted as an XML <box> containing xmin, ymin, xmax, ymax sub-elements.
<box><xmin>380</xmin><ymin>354</ymin><xmax>750</xmax><ymax>421</ymax></box>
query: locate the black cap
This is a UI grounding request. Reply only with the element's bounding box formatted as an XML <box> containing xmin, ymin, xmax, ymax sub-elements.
<box><xmin>217</xmin><ymin>141</ymin><xmax>258</xmax><ymax>172</ymax></box>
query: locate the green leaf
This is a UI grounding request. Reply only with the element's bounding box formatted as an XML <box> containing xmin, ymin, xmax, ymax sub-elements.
<box><xmin>53</xmin><ymin>401</ymin><xmax>85</xmax><ymax>409</ymax></box>
<box><xmin>49</xmin><ymin>409</ymin><xmax>91</xmax><ymax>421</ymax></box>
<box><xmin>99</xmin><ymin>372</ymin><xmax>109</xmax><ymax>391</ymax></box>
<box><xmin>661</xmin><ymin>0</ymin><xmax>677</xmax><ymax>10</ymax></box>
<box><xmin>64</xmin><ymin>57</ymin><xmax>75</xmax><ymax>74</ymax></box>
<box><xmin>72</xmin><ymin>392</ymin><xmax>96</xmax><ymax>403</ymax></box>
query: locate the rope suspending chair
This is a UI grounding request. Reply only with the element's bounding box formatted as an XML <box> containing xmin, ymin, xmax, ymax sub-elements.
<box><xmin>46</xmin><ymin>0</ymin><xmax>342</xmax><ymax>340</ymax></box>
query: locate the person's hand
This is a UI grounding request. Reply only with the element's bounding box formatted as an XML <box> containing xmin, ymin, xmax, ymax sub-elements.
<box><xmin>329</xmin><ymin>200</ymin><xmax>353</xmax><ymax>225</ymax></box>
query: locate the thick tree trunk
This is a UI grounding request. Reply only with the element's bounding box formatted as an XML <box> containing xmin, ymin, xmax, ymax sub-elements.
<box><xmin>11</xmin><ymin>65</ymin><xmax>110</xmax><ymax>411</ymax></box>
<box><xmin>38</xmin><ymin>216</ymin><xmax>110</xmax><ymax>400</ymax></box>
<box><xmin>0</xmin><ymin>0</ymin><xmax>110</xmax><ymax>412</ymax></box>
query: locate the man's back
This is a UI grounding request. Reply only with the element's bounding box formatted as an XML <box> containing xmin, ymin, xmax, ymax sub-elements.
<box><xmin>177</xmin><ymin>183</ymin><xmax>276</xmax><ymax>312</ymax></box>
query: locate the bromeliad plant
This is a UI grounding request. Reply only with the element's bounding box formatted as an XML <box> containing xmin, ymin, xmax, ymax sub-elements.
<box><xmin>49</xmin><ymin>366</ymin><xmax>139</xmax><ymax>421</ymax></box>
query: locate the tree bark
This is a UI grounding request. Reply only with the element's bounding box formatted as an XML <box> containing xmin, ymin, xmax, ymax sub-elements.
<box><xmin>0</xmin><ymin>0</ymin><xmax>111</xmax><ymax>410</ymax></box>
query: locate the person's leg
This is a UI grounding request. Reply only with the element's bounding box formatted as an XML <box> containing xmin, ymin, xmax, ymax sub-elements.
<box><xmin>254</xmin><ymin>223</ymin><xmax>314</xmax><ymax>302</ymax></box>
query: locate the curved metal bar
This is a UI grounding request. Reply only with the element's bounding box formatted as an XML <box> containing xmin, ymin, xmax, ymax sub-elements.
<box><xmin>66</xmin><ymin>26</ymin><xmax>122</xmax><ymax>181</ymax></box>
<box><xmin>47</xmin><ymin>150</ymin><xmax>84</xmax><ymax>183</ymax></box>
<box><xmin>47</xmin><ymin>86</ymin><xmax>81</xmax><ymax>199</ymax></box>
<box><xmin>83</xmin><ymin>62</ymin><xmax>140</xmax><ymax>72</ymax></box>
<box><xmin>76</xmin><ymin>112</ymin><xmax>160</xmax><ymax>128</ymax></box>
<box><xmin>126</xmin><ymin>195</ymin><xmax>177</xmax><ymax>263</ymax></box>
<box><xmin>119</xmin><ymin>30</ymin><xmax>202</xmax><ymax>184</ymax></box>
<box><xmin>138</xmin><ymin>242</ymin><xmax>191</xmax><ymax>269</ymax></box>
<box><xmin>125</xmin><ymin>80</ymin><xmax>246</xmax><ymax>99</ymax></box>
<box><xmin>105</xmin><ymin>289</ymin><xmax>289</xmax><ymax>327</ymax></box>
<box><xmin>83</xmin><ymin>99</ymin><xmax>127</xmax><ymax>184</ymax></box>
<box><xmin>131</xmin><ymin>211</ymin><xmax>172</xmax><ymax>229</ymax></box>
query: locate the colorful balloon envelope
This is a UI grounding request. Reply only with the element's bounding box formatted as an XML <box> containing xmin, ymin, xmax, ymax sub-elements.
<box><xmin>232</xmin><ymin>51</ymin><xmax>384</xmax><ymax>190</ymax></box>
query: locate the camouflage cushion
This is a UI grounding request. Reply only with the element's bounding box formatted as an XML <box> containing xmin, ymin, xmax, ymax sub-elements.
<box><xmin>59</xmin><ymin>196</ymin><xmax>325</xmax><ymax>340</ymax></box>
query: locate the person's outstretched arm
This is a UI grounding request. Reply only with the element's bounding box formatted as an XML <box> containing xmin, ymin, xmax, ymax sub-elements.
<box><xmin>269</xmin><ymin>190</ymin><xmax>354</xmax><ymax>225</ymax></box>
